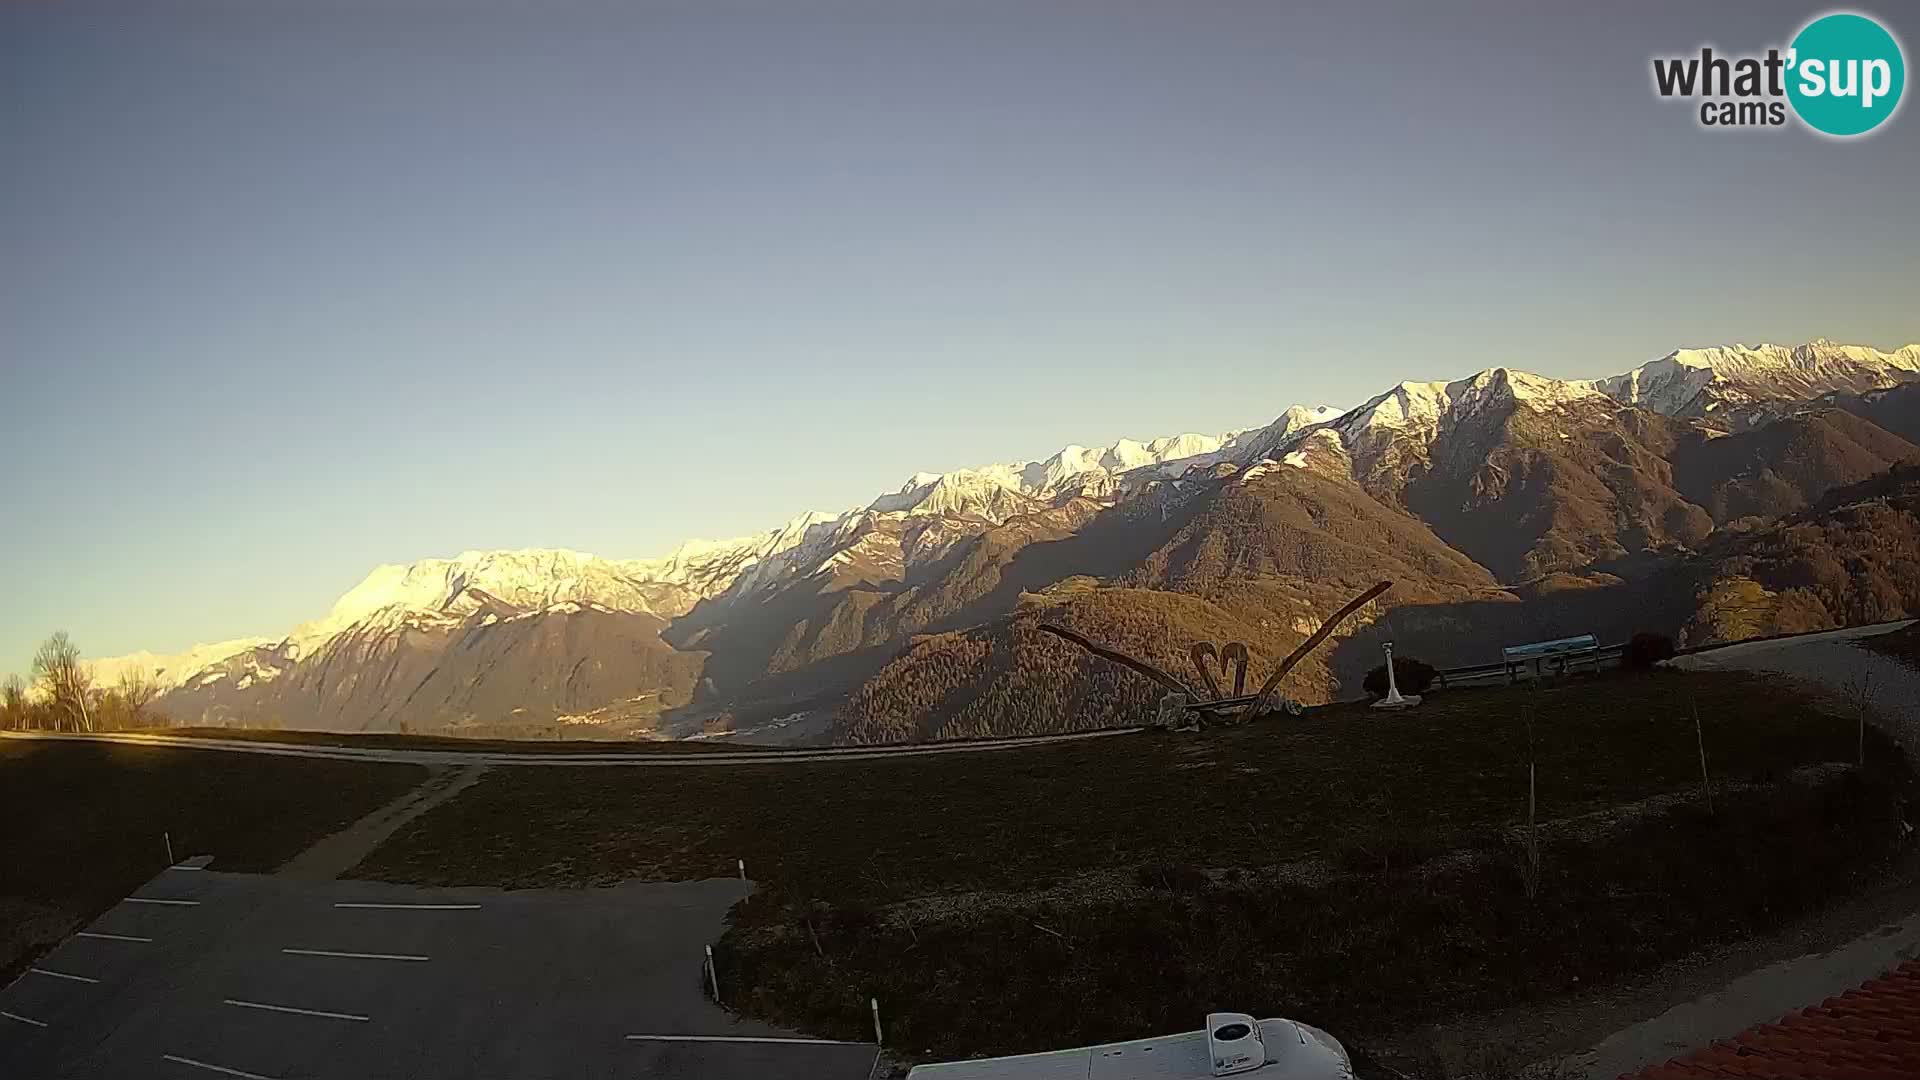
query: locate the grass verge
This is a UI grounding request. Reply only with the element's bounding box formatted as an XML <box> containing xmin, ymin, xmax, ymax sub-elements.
<box><xmin>0</xmin><ymin>739</ymin><xmax>426</xmax><ymax>983</ymax></box>
<box><xmin>351</xmin><ymin>669</ymin><xmax>1913</xmax><ymax>1060</ymax></box>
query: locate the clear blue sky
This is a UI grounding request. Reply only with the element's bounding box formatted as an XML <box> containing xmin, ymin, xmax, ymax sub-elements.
<box><xmin>3</xmin><ymin>0</ymin><xmax>1917</xmax><ymax>665</ymax></box>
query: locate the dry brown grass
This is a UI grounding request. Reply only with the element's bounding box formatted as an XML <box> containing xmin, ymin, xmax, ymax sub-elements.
<box><xmin>0</xmin><ymin>740</ymin><xmax>425</xmax><ymax>983</ymax></box>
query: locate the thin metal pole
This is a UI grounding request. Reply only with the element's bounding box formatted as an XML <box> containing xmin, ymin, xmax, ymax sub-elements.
<box><xmin>1691</xmin><ymin>697</ymin><xmax>1713</xmax><ymax>816</ymax></box>
<box><xmin>164</xmin><ymin>832</ymin><xmax>173</xmax><ymax>865</ymax></box>
<box><xmin>871</xmin><ymin>997</ymin><xmax>883</xmax><ymax>1046</ymax></box>
<box><xmin>706</xmin><ymin>944</ymin><xmax>719</xmax><ymax>1001</ymax></box>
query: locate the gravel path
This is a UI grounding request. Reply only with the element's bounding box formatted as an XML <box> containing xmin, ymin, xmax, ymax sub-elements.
<box><xmin>277</xmin><ymin>764</ymin><xmax>490</xmax><ymax>879</ymax></box>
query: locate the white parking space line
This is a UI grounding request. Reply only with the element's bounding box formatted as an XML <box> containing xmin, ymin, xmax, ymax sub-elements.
<box><xmin>28</xmin><ymin>967</ymin><xmax>99</xmax><ymax>984</ymax></box>
<box><xmin>168</xmin><ymin>865</ymin><xmax>206</xmax><ymax>872</ymax></box>
<box><xmin>77</xmin><ymin>931</ymin><xmax>153</xmax><ymax>943</ymax></box>
<box><xmin>624</xmin><ymin>1034</ymin><xmax>872</xmax><ymax>1046</ymax></box>
<box><xmin>2</xmin><ymin>1010</ymin><xmax>49</xmax><ymax>1028</ymax></box>
<box><xmin>128</xmin><ymin>897</ymin><xmax>201</xmax><ymax>906</ymax></box>
<box><xmin>223</xmin><ymin>998</ymin><xmax>370</xmax><ymax>1023</ymax></box>
<box><xmin>332</xmin><ymin>902</ymin><xmax>480</xmax><ymax>910</ymax></box>
<box><xmin>162</xmin><ymin>1053</ymin><xmax>277</xmax><ymax>1079</ymax></box>
<box><xmin>281</xmin><ymin>948</ymin><xmax>428</xmax><ymax>962</ymax></box>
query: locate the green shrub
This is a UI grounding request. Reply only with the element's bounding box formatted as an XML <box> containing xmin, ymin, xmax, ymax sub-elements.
<box><xmin>1625</xmin><ymin>631</ymin><xmax>1676</xmax><ymax>669</ymax></box>
<box><xmin>1363</xmin><ymin>656</ymin><xmax>1438</xmax><ymax>698</ymax></box>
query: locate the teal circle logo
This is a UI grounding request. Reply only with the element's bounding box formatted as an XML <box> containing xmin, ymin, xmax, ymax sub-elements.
<box><xmin>1787</xmin><ymin>12</ymin><xmax>1906</xmax><ymax>136</ymax></box>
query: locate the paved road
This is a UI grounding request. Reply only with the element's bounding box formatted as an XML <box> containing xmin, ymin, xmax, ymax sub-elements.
<box><xmin>0</xmin><ymin>726</ymin><xmax>1137</xmax><ymax>768</ymax></box>
<box><xmin>0</xmin><ymin>867</ymin><xmax>878</xmax><ymax>1079</ymax></box>
<box><xmin>1675</xmin><ymin>619</ymin><xmax>1918</xmax><ymax>752</ymax></box>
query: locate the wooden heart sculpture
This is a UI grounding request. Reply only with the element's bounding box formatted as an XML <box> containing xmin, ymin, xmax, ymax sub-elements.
<box><xmin>1189</xmin><ymin>641</ymin><xmax>1250</xmax><ymax>701</ymax></box>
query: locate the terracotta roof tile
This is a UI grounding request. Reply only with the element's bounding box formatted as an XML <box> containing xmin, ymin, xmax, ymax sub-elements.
<box><xmin>1621</xmin><ymin>959</ymin><xmax>1920</xmax><ymax>1080</ymax></box>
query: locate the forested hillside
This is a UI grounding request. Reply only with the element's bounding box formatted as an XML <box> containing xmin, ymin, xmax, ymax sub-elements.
<box><xmin>834</xmin><ymin>452</ymin><xmax>1920</xmax><ymax>742</ymax></box>
<box><xmin>839</xmin><ymin>586</ymin><xmax>1349</xmax><ymax>743</ymax></box>
<box><xmin>1683</xmin><ymin>464</ymin><xmax>1920</xmax><ymax>645</ymax></box>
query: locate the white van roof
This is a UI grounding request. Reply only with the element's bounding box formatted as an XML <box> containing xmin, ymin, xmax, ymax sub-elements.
<box><xmin>905</xmin><ymin>1018</ymin><xmax>1349</xmax><ymax>1079</ymax></box>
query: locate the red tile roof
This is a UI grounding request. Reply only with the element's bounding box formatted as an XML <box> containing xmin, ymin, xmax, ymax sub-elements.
<box><xmin>1622</xmin><ymin>959</ymin><xmax>1920</xmax><ymax>1080</ymax></box>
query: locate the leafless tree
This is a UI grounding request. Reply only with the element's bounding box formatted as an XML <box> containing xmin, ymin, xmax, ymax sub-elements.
<box><xmin>98</xmin><ymin>669</ymin><xmax>160</xmax><ymax>730</ymax></box>
<box><xmin>32</xmin><ymin>631</ymin><xmax>93</xmax><ymax>732</ymax></box>
<box><xmin>120</xmin><ymin>669</ymin><xmax>157</xmax><ymax>711</ymax></box>
<box><xmin>1</xmin><ymin>674</ymin><xmax>26</xmax><ymax>730</ymax></box>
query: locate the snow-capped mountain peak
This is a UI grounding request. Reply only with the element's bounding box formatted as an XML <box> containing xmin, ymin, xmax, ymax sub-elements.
<box><xmin>1276</xmin><ymin>404</ymin><xmax>1345</xmax><ymax>433</ymax></box>
<box><xmin>870</xmin><ymin>427</ymin><xmax>1275</xmax><ymax>522</ymax></box>
<box><xmin>614</xmin><ymin>509</ymin><xmax>859</xmax><ymax>603</ymax></box>
<box><xmin>313</xmin><ymin>549</ymin><xmax>649</xmax><ymax>626</ymax></box>
<box><xmin>1593</xmin><ymin>340</ymin><xmax>1920</xmax><ymax>418</ymax></box>
<box><xmin>626</xmin><ymin>510</ymin><xmax>842</xmax><ymax>582</ymax></box>
<box><xmin>1348</xmin><ymin>379</ymin><xmax>1453</xmax><ymax>433</ymax></box>
<box><xmin>1329</xmin><ymin>366</ymin><xmax>1603</xmax><ymax>446</ymax></box>
<box><xmin>88</xmin><ymin>339</ymin><xmax>1920</xmax><ymax>700</ymax></box>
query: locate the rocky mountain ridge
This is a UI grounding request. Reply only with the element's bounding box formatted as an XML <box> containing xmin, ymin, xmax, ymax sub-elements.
<box><xmin>94</xmin><ymin>339</ymin><xmax>1920</xmax><ymax>738</ymax></box>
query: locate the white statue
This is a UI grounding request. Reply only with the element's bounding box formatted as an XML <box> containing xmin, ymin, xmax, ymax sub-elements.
<box><xmin>1371</xmin><ymin>640</ymin><xmax>1421</xmax><ymax>710</ymax></box>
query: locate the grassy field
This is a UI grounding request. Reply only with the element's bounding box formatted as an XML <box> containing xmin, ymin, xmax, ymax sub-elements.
<box><xmin>352</xmin><ymin>668</ymin><xmax>1914</xmax><ymax>1063</ymax></box>
<box><xmin>0</xmin><ymin>739</ymin><xmax>426</xmax><ymax>984</ymax></box>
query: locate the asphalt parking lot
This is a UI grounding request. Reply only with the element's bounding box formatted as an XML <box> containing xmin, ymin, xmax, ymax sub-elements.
<box><xmin>0</xmin><ymin>863</ymin><xmax>878</xmax><ymax>1079</ymax></box>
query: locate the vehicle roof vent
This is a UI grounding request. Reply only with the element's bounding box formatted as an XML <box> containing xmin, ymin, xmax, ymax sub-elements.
<box><xmin>1205</xmin><ymin>1012</ymin><xmax>1266</xmax><ymax>1076</ymax></box>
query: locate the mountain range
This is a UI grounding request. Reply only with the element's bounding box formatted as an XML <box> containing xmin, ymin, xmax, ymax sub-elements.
<box><xmin>95</xmin><ymin>340</ymin><xmax>1920</xmax><ymax>743</ymax></box>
